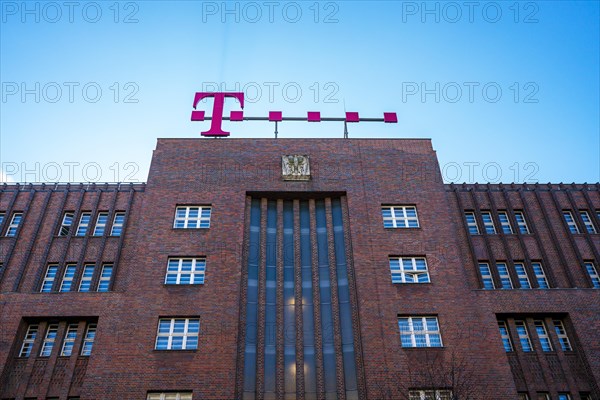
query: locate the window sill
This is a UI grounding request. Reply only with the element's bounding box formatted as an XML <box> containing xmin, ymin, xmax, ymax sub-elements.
<box><xmin>153</xmin><ymin>349</ymin><xmax>198</xmax><ymax>353</ymax></box>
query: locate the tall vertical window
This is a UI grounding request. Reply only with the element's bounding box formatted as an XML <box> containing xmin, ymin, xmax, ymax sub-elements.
<box><xmin>60</xmin><ymin>264</ymin><xmax>77</xmax><ymax>292</ymax></box>
<box><xmin>41</xmin><ymin>264</ymin><xmax>59</xmax><ymax>292</ymax></box>
<box><xmin>498</xmin><ymin>321</ymin><xmax>513</xmax><ymax>352</ymax></box>
<box><xmin>174</xmin><ymin>206</ymin><xmax>211</xmax><ymax>229</ymax></box>
<box><xmin>0</xmin><ymin>212</ymin><xmax>4</xmax><ymax>227</ymax></box>
<box><xmin>389</xmin><ymin>257</ymin><xmax>430</xmax><ymax>283</ymax></box>
<box><xmin>496</xmin><ymin>262</ymin><xmax>513</xmax><ymax>289</ymax></box>
<box><xmin>155</xmin><ymin>318</ymin><xmax>199</xmax><ymax>350</ymax></box>
<box><xmin>579</xmin><ymin>211</ymin><xmax>596</xmax><ymax>233</ymax></box>
<box><xmin>81</xmin><ymin>323</ymin><xmax>97</xmax><ymax>356</ymax></box>
<box><xmin>518</xmin><ymin>394</ymin><xmax>530</xmax><ymax>400</ymax></box>
<box><xmin>59</xmin><ymin>212</ymin><xmax>74</xmax><ymax>236</ymax></box>
<box><xmin>464</xmin><ymin>211</ymin><xmax>479</xmax><ymax>234</ymax></box>
<box><xmin>40</xmin><ymin>324</ymin><xmax>59</xmax><ymax>357</ymax></box>
<box><xmin>514</xmin><ymin>262</ymin><xmax>531</xmax><ymax>289</ymax></box>
<box><xmin>382</xmin><ymin>206</ymin><xmax>419</xmax><ymax>228</ymax></box>
<box><xmin>534</xmin><ymin>320</ymin><xmax>553</xmax><ymax>351</ymax></box>
<box><xmin>147</xmin><ymin>394</ymin><xmax>193</xmax><ymax>400</ymax></box>
<box><xmin>498</xmin><ymin>211</ymin><xmax>513</xmax><ymax>234</ymax></box>
<box><xmin>532</xmin><ymin>262</ymin><xmax>549</xmax><ymax>288</ymax></box>
<box><xmin>110</xmin><ymin>212</ymin><xmax>126</xmax><ymax>236</ymax></box>
<box><xmin>479</xmin><ymin>262</ymin><xmax>495</xmax><ymax>289</ymax></box>
<box><xmin>558</xmin><ymin>394</ymin><xmax>571</xmax><ymax>400</ymax></box>
<box><xmin>60</xmin><ymin>324</ymin><xmax>79</xmax><ymax>356</ymax></box>
<box><xmin>97</xmin><ymin>264</ymin><xmax>113</xmax><ymax>292</ymax></box>
<box><xmin>481</xmin><ymin>211</ymin><xmax>496</xmax><ymax>234</ymax></box>
<box><xmin>537</xmin><ymin>393</ymin><xmax>550</xmax><ymax>400</ymax></box>
<box><xmin>514</xmin><ymin>211</ymin><xmax>530</xmax><ymax>234</ymax></box>
<box><xmin>19</xmin><ymin>324</ymin><xmax>39</xmax><ymax>357</ymax></box>
<box><xmin>398</xmin><ymin>316</ymin><xmax>442</xmax><ymax>348</ymax></box>
<box><xmin>515</xmin><ymin>320</ymin><xmax>532</xmax><ymax>352</ymax></box>
<box><xmin>93</xmin><ymin>212</ymin><xmax>109</xmax><ymax>236</ymax></box>
<box><xmin>165</xmin><ymin>258</ymin><xmax>206</xmax><ymax>285</ymax></box>
<box><xmin>409</xmin><ymin>390</ymin><xmax>452</xmax><ymax>400</ymax></box>
<box><xmin>585</xmin><ymin>261</ymin><xmax>600</xmax><ymax>288</ymax></box>
<box><xmin>5</xmin><ymin>212</ymin><xmax>23</xmax><ymax>236</ymax></box>
<box><xmin>79</xmin><ymin>264</ymin><xmax>95</xmax><ymax>292</ymax></box>
<box><xmin>563</xmin><ymin>211</ymin><xmax>580</xmax><ymax>233</ymax></box>
<box><xmin>553</xmin><ymin>320</ymin><xmax>572</xmax><ymax>351</ymax></box>
<box><xmin>76</xmin><ymin>212</ymin><xmax>91</xmax><ymax>236</ymax></box>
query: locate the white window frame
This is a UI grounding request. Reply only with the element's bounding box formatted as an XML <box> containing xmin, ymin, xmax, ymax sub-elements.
<box><xmin>79</xmin><ymin>264</ymin><xmax>95</xmax><ymax>292</ymax></box>
<box><xmin>60</xmin><ymin>324</ymin><xmax>79</xmax><ymax>356</ymax></box>
<box><xmin>174</xmin><ymin>206</ymin><xmax>211</xmax><ymax>229</ymax></box>
<box><xmin>155</xmin><ymin>318</ymin><xmax>200</xmax><ymax>350</ymax></box>
<box><xmin>579</xmin><ymin>210</ymin><xmax>596</xmax><ymax>233</ymax></box>
<box><xmin>498</xmin><ymin>211</ymin><xmax>514</xmax><ymax>234</ymax></box>
<box><xmin>97</xmin><ymin>264</ymin><xmax>113</xmax><ymax>292</ymax></box>
<box><xmin>110</xmin><ymin>212</ymin><xmax>126</xmax><ymax>236</ymax></box>
<box><xmin>147</xmin><ymin>393</ymin><xmax>193</xmax><ymax>400</ymax></box>
<box><xmin>553</xmin><ymin>320</ymin><xmax>572</xmax><ymax>351</ymax></box>
<box><xmin>41</xmin><ymin>264</ymin><xmax>59</xmax><ymax>292</ymax></box>
<box><xmin>59</xmin><ymin>212</ymin><xmax>74</xmax><ymax>236</ymax></box>
<box><xmin>515</xmin><ymin>320</ymin><xmax>532</xmax><ymax>352</ymax></box>
<box><xmin>496</xmin><ymin>262</ymin><xmax>513</xmax><ymax>289</ymax></box>
<box><xmin>40</xmin><ymin>324</ymin><xmax>59</xmax><ymax>357</ymax></box>
<box><xmin>6</xmin><ymin>212</ymin><xmax>22</xmax><ymax>236</ymax></box>
<box><xmin>165</xmin><ymin>258</ymin><xmax>206</xmax><ymax>285</ymax></box>
<box><xmin>584</xmin><ymin>261</ymin><xmax>600</xmax><ymax>288</ymax></box>
<box><xmin>534</xmin><ymin>320</ymin><xmax>553</xmax><ymax>352</ymax></box>
<box><xmin>382</xmin><ymin>205</ymin><xmax>419</xmax><ymax>228</ymax></box>
<box><xmin>81</xmin><ymin>323</ymin><xmax>97</xmax><ymax>356</ymax></box>
<box><xmin>481</xmin><ymin>211</ymin><xmax>497</xmax><ymax>234</ymax></box>
<box><xmin>389</xmin><ymin>257</ymin><xmax>430</xmax><ymax>284</ymax></box>
<box><xmin>478</xmin><ymin>262</ymin><xmax>495</xmax><ymax>289</ymax></box>
<box><xmin>76</xmin><ymin>212</ymin><xmax>91</xmax><ymax>236</ymax></box>
<box><xmin>60</xmin><ymin>264</ymin><xmax>77</xmax><ymax>292</ymax></box>
<box><xmin>19</xmin><ymin>324</ymin><xmax>39</xmax><ymax>357</ymax></box>
<box><xmin>498</xmin><ymin>321</ymin><xmax>513</xmax><ymax>352</ymax></box>
<box><xmin>464</xmin><ymin>212</ymin><xmax>479</xmax><ymax>234</ymax></box>
<box><xmin>398</xmin><ymin>316</ymin><xmax>443</xmax><ymax>348</ymax></box>
<box><xmin>563</xmin><ymin>211</ymin><xmax>580</xmax><ymax>234</ymax></box>
<box><xmin>93</xmin><ymin>212</ymin><xmax>109</xmax><ymax>236</ymax></box>
<box><xmin>514</xmin><ymin>262</ymin><xmax>531</xmax><ymax>289</ymax></box>
<box><xmin>531</xmin><ymin>262</ymin><xmax>549</xmax><ymax>289</ymax></box>
<box><xmin>514</xmin><ymin>211</ymin><xmax>530</xmax><ymax>234</ymax></box>
<box><xmin>408</xmin><ymin>390</ymin><xmax>453</xmax><ymax>400</ymax></box>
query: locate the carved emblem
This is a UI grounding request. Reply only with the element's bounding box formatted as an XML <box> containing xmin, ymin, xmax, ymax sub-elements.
<box><xmin>282</xmin><ymin>155</ymin><xmax>310</xmax><ymax>181</ymax></box>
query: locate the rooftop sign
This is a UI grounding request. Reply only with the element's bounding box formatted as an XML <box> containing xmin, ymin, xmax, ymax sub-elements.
<box><xmin>191</xmin><ymin>92</ymin><xmax>398</xmax><ymax>138</ymax></box>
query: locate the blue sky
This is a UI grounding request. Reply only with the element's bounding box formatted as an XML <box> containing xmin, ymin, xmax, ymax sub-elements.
<box><xmin>1</xmin><ymin>0</ymin><xmax>598</xmax><ymax>183</ymax></box>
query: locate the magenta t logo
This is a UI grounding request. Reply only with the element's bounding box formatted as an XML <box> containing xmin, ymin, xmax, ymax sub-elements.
<box><xmin>191</xmin><ymin>92</ymin><xmax>244</xmax><ymax>137</ymax></box>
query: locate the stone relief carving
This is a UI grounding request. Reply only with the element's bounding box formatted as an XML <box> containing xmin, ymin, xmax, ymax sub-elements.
<box><xmin>282</xmin><ymin>155</ymin><xmax>310</xmax><ymax>181</ymax></box>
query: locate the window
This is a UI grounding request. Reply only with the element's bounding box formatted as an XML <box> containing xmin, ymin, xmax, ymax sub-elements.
<box><xmin>41</xmin><ymin>264</ymin><xmax>59</xmax><ymax>292</ymax></box>
<box><xmin>147</xmin><ymin>393</ymin><xmax>193</xmax><ymax>400</ymax></box>
<box><xmin>558</xmin><ymin>394</ymin><xmax>571</xmax><ymax>400</ymax></box>
<box><xmin>478</xmin><ymin>262</ymin><xmax>495</xmax><ymax>289</ymax></box>
<box><xmin>174</xmin><ymin>206</ymin><xmax>211</xmax><ymax>229</ymax></box>
<box><xmin>584</xmin><ymin>261</ymin><xmax>600</xmax><ymax>288</ymax></box>
<box><xmin>398</xmin><ymin>316</ymin><xmax>442</xmax><ymax>348</ymax></box>
<box><xmin>389</xmin><ymin>257</ymin><xmax>430</xmax><ymax>283</ymax></box>
<box><xmin>408</xmin><ymin>390</ymin><xmax>452</xmax><ymax>400</ymax></box>
<box><xmin>19</xmin><ymin>324</ymin><xmax>39</xmax><ymax>357</ymax></box>
<box><xmin>563</xmin><ymin>211</ymin><xmax>579</xmax><ymax>233</ymax></box>
<box><xmin>155</xmin><ymin>318</ymin><xmax>199</xmax><ymax>350</ymax></box>
<box><xmin>464</xmin><ymin>212</ymin><xmax>479</xmax><ymax>234</ymax></box>
<box><xmin>514</xmin><ymin>262</ymin><xmax>531</xmax><ymax>289</ymax></box>
<box><xmin>97</xmin><ymin>264</ymin><xmax>113</xmax><ymax>292</ymax></box>
<box><xmin>0</xmin><ymin>212</ymin><xmax>4</xmax><ymax>226</ymax></box>
<box><xmin>534</xmin><ymin>320</ymin><xmax>552</xmax><ymax>351</ymax></box>
<box><xmin>537</xmin><ymin>394</ymin><xmax>550</xmax><ymax>400</ymax></box>
<box><xmin>165</xmin><ymin>258</ymin><xmax>206</xmax><ymax>285</ymax></box>
<box><xmin>60</xmin><ymin>324</ymin><xmax>78</xmax><ymax>356</ymax></box>
<box><xmin>110</xmin><ymin>212</ymin><xmax>125</xmax><ymax>236</ymax></box>
<box><xmin>481</xmin><ymin>211</ymin><xmax>496</xmax><ymax>234</ymax></box>
<box><xmin>59</xmin><ymin>264</ymin><xmax>77</xmax><ymax>292</ymax></box>
<box><xmin>514</xmin><ymin>211</ymin><xmax>530</xmax><ymax>234</ymax></box>
<box><xmin>515</xmin><ymin>320</ymin><xmax>532</xmax><ymax>352</ymax></box>
<box><xmin>498</xmin><ymin>321</ymin><xmax>513</xmax><ymax>352</ymax></box>
<box><xmin>579</xmin><ymin>211</ymin><xmax>596</xmax><ymax>233</ymax></box>
<box><xmin>498</xmin><ymin>211</ymin><xmax>513</xmax><ymax>234</ymax></box>
<box><xmin>5</xmin><ymin>212</ymin><xmax>22</xmax><ymax>236</ymax></box>
<box><xmin>81</xmin><ymin>323</ymin><xmax>97</xmax><ymax>356</ymax></box>
<box><xmin>58</xmin><ymin>212</ymin><xmax>74</xmax><ymax>236</ymax></box>
<box><xmin>76</xmin><ymin>212</ymin><xmax>91</xmax><ymax>236</ymax></box>
<box><xmin>93</xmin><ymin>212</ymin><xmax>109</xmax><ymax>236</ymax></box>
<box><xmin>553</xmin><ymin>320</ymin><xmax>572</xmax><ymax>351</ymax></box>
<box><xmin>79</xmin><ymin>264</ymin><xmax>94</xmax><ymax>292</ymax></box>
<box><xmin>580</xmin><ymin>393</ymin><xmax>591</xmax><ymax>400</ymax></box>
<box><xmin>496</xmin><ymin>262</ymin><xmax>513</xmax><ymax>289</ymax></box>
<box><xmin>532</xmin><ymin>262</ymin><xmax>549</xmax><ymax>289</ymax></box>
<box><xmin>518</xmin><ymin>394</ymin><xmax>530</xmax><ymax>400</ymax></box>
<box><xmin>40</xmin><ymin>324</ymin><xmax>59</xmax><ymax>357</ymax></box>
<box><xmin>382</xmin><ymin>206</ymin><xmax>419</xmax><ymax>228</ymax></box>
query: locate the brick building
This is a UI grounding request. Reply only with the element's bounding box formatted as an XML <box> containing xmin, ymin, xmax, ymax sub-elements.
<box><xmin>0</xmin><ymin>138</ymin><xmax>598</xmax><ymax>399</ymax></box>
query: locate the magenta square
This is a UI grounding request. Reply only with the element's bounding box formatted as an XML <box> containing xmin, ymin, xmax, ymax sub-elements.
<box><xmin>346</xmin><ymin>112</ymin><xmax>359</xmax><ymax>122</ymax></box>
<box><xmin>384</xmin><ymin>112</ymin><xmax>398</xmax><ymax>123</ymax></box>
<box><xmin>269</xmin><ymin>111</ymin><xmax>282</xmax><ymax>121</ymax></box>
<box><xmin>307</xmin><ymin>112</ymin><xmax>321</xmax><ymax>122</ymax></box>
<box><xmin>191</xmin><ymin>111</ymin><xmax>205</xmax><ymax>121</ymax></box>
<box><xmin>230</xmin><ymin>111</ymin><xmax>244</xmax><ymax>121</ymax></box>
